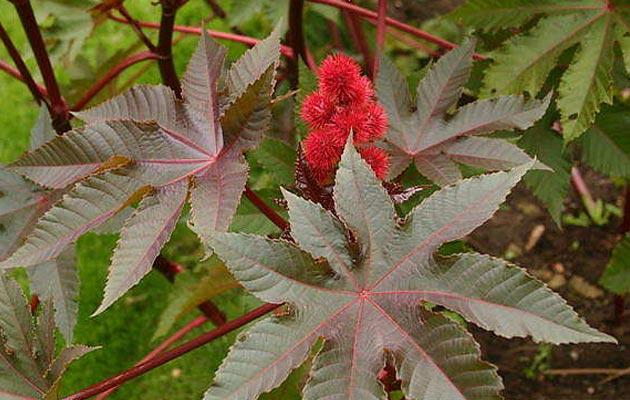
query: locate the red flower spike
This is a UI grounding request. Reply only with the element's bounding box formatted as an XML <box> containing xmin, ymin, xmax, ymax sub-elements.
<box><xmin>300</xmin><ymin>53</ymin><xmax>390</xmax><ymax>183</ymax></box>
<box><xmin>301</xmin><ymin>91</ymin><xmax>336</xmax><ymax>129</ymax></box>
<box><xmin>319</xmin><ymin>54</ymin><xmax>373</xmax><ymax>105</ymax></box>
<box><xmin>359</xmin><ymin>146</ymin><xmax>389</xmax><ymax>180</ymax></box>
<box><xmin>303</xmin><ymin>128</ymin><xmax>344</xmax><ymax>184</ymax></box>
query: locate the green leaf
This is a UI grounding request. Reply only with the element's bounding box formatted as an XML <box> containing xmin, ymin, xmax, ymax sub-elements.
<box><xmin>449</xmin><ymin>0</ymin><xmax>601</xmax><ymax>31</ymax></box>
<box><xmin>466</xmin><ymin>1</ymin><xmax>627</xmax><ymax>141</ymax></box>
<box><xmin>600</xmin><ymin>234</ymin><xmax>630</xmax><ymax>295</ymax></box>
<box><xmin>204</xmin><ymin>141</ymin><xmax>612</xmax><ymax>400</ymax></box>
<box><xmin>35</xmin><ymin>0</ymin><xmax>96</xmax><ymax>65</ymax></box>
<box><xmin>558</xmin><ymin>15</ymin><xmax>615</xmax><ymax>141</ymax></box>
<box><xmin>518</xmin><ymin>124</ymin><xmax>571</xmax><ymax>225</ymax></box>
<box><xmin>250</xmin><ymin>138</ymin><xmax>296</xmax><ymax>185</ymax></box>
<box><xmin>581</xmin><ymin>105</ymin><xmax>630</xmax><ymax>178</ymax></box>
<box><xmin>377</xmin><ymin>43</ymin><xmax>547</xmax><ymax>185</ymax></box>
<box><xmin>482</xmin><ymin>13</ymin><xmax>597</xmax><ymax>96</ymax></box>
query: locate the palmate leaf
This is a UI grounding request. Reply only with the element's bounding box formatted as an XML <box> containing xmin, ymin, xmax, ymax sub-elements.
<box><xmin>0</xmin><ymin>275</ymin><xmax>93</xmax><ymax>399</ymax></box>
<box><xmin>450</xmin><ymin>1</ymin><xmax>625</xmax><ymax>141</ymax></box>
<box><xmin>205</xmin><ymin>140</ymin><xmax>614</xmax><ymax>400</ymax></box>
<box><xmin>376</xmin><ymin>41</ymin><xmax>550</xmax><ymax>185</ymax></box>
<box><xmin>2</xmin><ymin>27</ymin><xmax>282</xmax><ymax>313</ymax></box>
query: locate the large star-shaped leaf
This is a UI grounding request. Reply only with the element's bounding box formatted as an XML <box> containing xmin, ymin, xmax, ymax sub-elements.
<box><xmin>0</xmin><ymin>274</ymin><xmax>94</xmax><ymax>399</ymax></box>
<box><xmin>0</xmin><ymin>27</ymin><xmax>281</xmax><ymax>314</ymax></box>
<box><xmin>377</xmin><ymin>40</ymin><xmax>551</xmax><ymax>185</ymax></box>
<box><xmin>205</xmin><ymin>139</ymin><xmax>614</xmax><ymax>400</ymax></box>
<box><xmin>450</xmin><ymin>0</ymin><xmax>627</xmax><ymax>141</ymax></box>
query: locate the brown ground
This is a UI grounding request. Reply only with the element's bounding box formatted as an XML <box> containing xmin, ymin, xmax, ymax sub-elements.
<box><xmin>469</xmin><ymin>170</ymin><xmax>629</xmax><ymax>400</ymax></box>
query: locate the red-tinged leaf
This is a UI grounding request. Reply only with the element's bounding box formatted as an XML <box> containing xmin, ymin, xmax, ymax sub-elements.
<box><xmin>94</xmin><ymin>180</ymin><xmax>188</xmax><ymax>315</ymax></box>
<box><xmin>4</xmin><ymin>28</ymin><xmax>281</xmax><ymax>313</ymax></box>
<box><xmin>377</xmin><ymin>42</ymin><xmax>549</xmax><ymax>185</ymax></box>
<box><xmin>205</xmin><ymin>139</ymin><xmax>613</xmax><ymax>400</ymax></box>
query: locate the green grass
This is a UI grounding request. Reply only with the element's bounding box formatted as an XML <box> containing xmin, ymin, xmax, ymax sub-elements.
<box><xmin>0</xmin><ymin>2</ymin><xmax>266</xmax><ymax>398</ymax></box>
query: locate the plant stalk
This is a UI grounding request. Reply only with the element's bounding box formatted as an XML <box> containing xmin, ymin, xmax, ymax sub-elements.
<box><xmin>287</xmin><ymin>0</ymin><xmax>306</xmax><ymax>89</ymax></box>
<box><xmin>244</xmin><ymin>187</ymin><xmax>289</xmax><ymax>231</ymax></box>
<box><xmin>0</xmin><ymin>59</ymin><xmax>48</xmax><ymax>98</ymax></box>
<box><xmin>374</xmin><ymin>0</ymin><xmax>387</xmax><ymax>76</ymax></box>
<box><xmin>115</xmin><ymin>5</ymin><xmax>157</xmax><ymax>52</ymax></box>
<box><xmin>62</xmin><ymin>303</ymin><xmax>281</xmax><ymax>400</ymax></box>
<box><xmin>0</xmin><ymin>22</ymin><xmax>45</xmax><ymax>105</ymax></box>
<box><xmin>342</xmin><ymin>10</ymin><xmax>374</xmax><ymax>76</ymax></box>
<box><xmin>11</xmin><ymin>0</ymin><xmax>71</xmax><ymax>132</ymax></box>
<box><xmin>157</xmin><ymin>0</ymin><xmax>182</xmax><ymax>97</ymax></box>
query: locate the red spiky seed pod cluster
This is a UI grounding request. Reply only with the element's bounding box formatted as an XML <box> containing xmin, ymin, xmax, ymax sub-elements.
<box><xmin>301</xmin><ymin>54</ymin><xmax>389</xmax><ymax>184</ymax></box>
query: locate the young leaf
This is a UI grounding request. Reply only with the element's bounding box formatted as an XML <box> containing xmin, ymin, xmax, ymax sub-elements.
<box><xmin>451</xmin><ymin>1</ymin><xmax>624</xmax><ymax>141</ymax></box>
<box><xmin>599</xmin><ymin>234</ymin><xmax>630</xmax><ymax>295</ymax></box>
<box><xmin>3</xmin><ymin>28</ymin><xmax>281</xmax><ymax>313</ymax></box>
<box><xmin>377</xmin><ymin>41</ymin><xmax>549</xmax><ymax>185</ymax></box>
<box><xmin>0</xmin><ymin>275</ymin><xmax>93</xmax><ymax>398</ymax></box>
<box><xmin>205</xmin><ymin>140</ymin><xmax>613</xmax><ymax>400</ymax></box>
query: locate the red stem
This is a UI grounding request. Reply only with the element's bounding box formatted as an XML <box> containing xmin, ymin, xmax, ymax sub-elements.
<box><xmin>0</xmin><ymin>59</ymin><xmax>48</xmax><ymax>97</ymax></box>
<box><xmin>95</xmin><ymin>315</ymin><xmax>209</xmax><ymax>399</ymax></box>
<box><xmin>72</xmin><ymin>52</ymin><xmax>161</xmax><ymax>111</ymax></box>
<box><xmin>108</xmin><ymin>14</ymin><xmax>295</xmax><ymax>58</ymax></box>
<box><xmin>244</xmin><ymin>187</ymin><xmax>289</xmax><ymax>231</ymax></box>
<box><xmin>288</xmin><ymin>0</ymin><xmax>307</xmax><ymax>88</ymax></box>
<box><xmin>63</xmin><ymin>303</ymin><xmax>281</xmax><ymax>400</ymax></box>
<box><xmin>157</xmin><ymin>0</ymin><xmax>182</xmax><ymax>97</ymax></box>
<box><xmin>11</xmin><ymin>0</ymin><xmax>71</xmax><ymax>133</ymax></box>
<box><xmin>374</xmin><ymin>0</ymin><xmax>388</xmax><ymax>76</ymax></box>
<box><xmin>308</xmin><ymin>0</ymin><xmax>487</xmax><ymax>61</ymax></box>
<box><xmin>115</xmin><ymin>6</ymin><xmax>157</xmax><ymax>52</ymax></box>
<box><xmin>343</xmin><ymin>10</ymin><xmax>374</xmax><ymax>77</ymax></box>
<box><xmin>0</xmin><ymin>22</ymin><xmax>45</xmax><ymax>105</ymax></box>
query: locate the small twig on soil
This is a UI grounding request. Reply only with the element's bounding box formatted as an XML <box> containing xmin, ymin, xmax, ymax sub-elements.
<box><xmin>544</xmin><ymin>367</ymin><xmax>630</xmax><ymax>377</ymax></box>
